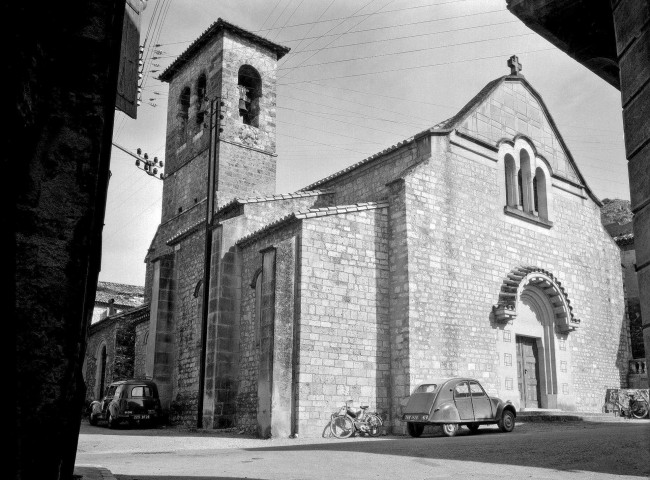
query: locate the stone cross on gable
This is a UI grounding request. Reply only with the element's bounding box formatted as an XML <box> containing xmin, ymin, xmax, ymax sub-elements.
<box><xmin>508</xmin><ymin>55</ymin><xmax>522</xmax><ymax>75</ymax></box>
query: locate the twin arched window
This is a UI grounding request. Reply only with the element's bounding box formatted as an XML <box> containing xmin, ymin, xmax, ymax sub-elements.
<box><xmin>503</xmin><ymin>142</ymin><xmax>550</xmax><ymax>221</ymax></box>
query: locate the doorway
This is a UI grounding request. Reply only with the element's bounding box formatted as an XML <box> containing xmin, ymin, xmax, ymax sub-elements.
<box><xmin>516</xmin><ymin>335</ymin><xmax>540</xmax><ymax>408</ymax></box>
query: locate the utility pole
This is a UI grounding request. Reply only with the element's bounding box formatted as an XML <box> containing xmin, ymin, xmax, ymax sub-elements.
<box><xmin>197</xmin><ymin>97</ymin><xmax>225</xmax><ymax>428</ymax></box>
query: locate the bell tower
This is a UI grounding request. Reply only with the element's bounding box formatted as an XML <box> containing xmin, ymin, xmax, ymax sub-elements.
<box><xmin>145</xmin><ymin>20</ymin><xmax>289</xmax><ymax>413</ymax></box>
<box><xmin>158</xmin><ymin>19</ymin><xmax>290</xmax><ymax>224</ymax></box>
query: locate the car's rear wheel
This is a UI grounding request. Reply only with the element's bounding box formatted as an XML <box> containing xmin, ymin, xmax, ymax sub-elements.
<box><xmin>107</xmin><ymin>412</ymin><xmax>118</xmax><ymax>429</ymax></box>
<box><xmin>498</xmin><ymin>410</ymin><xmax>515</xmax><ymax>433</ymax></box>
<box><xmin>442</xmin><ymin>423</ymin><xmax>459</xmax><ymax>437</ymax></box>
<box><xmin>89</xmin><ymin>414</ymin><xmax>98</xmax><ymax>426</ymax></box>
<box><xmin>467</xmin><ymin>423</ymin><xmax>480</xmax><ymax>433</ymax></box>
<box><xmin>407</xmin><ymin>422</ymin><xmax>424</xmax><ymax>437</ymax></box>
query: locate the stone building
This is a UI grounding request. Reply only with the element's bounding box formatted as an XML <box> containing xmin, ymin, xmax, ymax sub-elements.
<box><xmin>92</xmin><ymin>281</ymin><xmax>145</xmax><ymax>324</ymax></box>
<box><xmin>84</xmin><ymin>304</ymin><xmax>149</xmax><ymax>401</ymax></box>
<box><xmin>144</xmin><ymin>20</ymin><xmax>627</xmax><ymax>437</ymax></box>
<box><xmin>601</xmin><ymin>200</ymin><xmax>647</xmax><ymax>388</ymax></box>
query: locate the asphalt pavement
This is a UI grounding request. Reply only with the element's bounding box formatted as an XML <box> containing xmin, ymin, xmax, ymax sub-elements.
<box><xmin>75</xmin><ymin>419</ymin><xmax>650</xmax><ymax>480</ymax></box>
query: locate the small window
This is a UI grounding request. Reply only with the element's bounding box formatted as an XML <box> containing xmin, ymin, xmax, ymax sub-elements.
<box><xmin>131</xmin><ymin>386</ymin><xmax>153</xmax><ymax>398</ymax></box>
<box><xmin>469</xmin><ymin>382</ymin><xmax>487</xmax><ymax>398</ymax></box>
<box><xmin>414</xmin><ymin>384</ymin><xmax>438</xmax><ymax>394</ymax></box>
<box><xmin>453</xmin><ymin>382</ymin><xmax>470</xmax><ymax>398</ymax></box>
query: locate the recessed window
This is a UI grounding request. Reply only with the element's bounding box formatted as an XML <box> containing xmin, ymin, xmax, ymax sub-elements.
<box><xmin>179</xmin><ymin>86</ymin><xmax>191</xmax><ymax>124</ymax></box>
<box><xmin>196</xmin><ymin>74</ymin><xmax>207</xmax><ymax>125</ymax></box>
<box><xmin>238</xmin><ymin>65</ymin><xmax>262</xmax><ymax>127</ymax></box>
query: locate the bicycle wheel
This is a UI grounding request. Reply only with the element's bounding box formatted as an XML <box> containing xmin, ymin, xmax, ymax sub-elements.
<box><xmin>330</xmin><ymin>414</ymin><xmax>354</xmax><ymax>439</ymax></box>
<box><xmin>630</xmin><ymin>401</ymin><xmax>649</xmax><ymax>419</ymax></box>
<box><xmin>365</xmin><ymin>413</ymin><xmax>383</xmax><ymax>437</ymax></box>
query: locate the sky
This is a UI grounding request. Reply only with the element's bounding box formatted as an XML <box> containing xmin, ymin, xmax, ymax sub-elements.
<box><xmin>100</xmin><ymin>0</ymin><xmax>630</xmax><ymax>287</ymax></box>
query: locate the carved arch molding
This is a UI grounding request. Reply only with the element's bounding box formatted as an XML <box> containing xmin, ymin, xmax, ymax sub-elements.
<box><xmin>493</xmin><ymin>266</ymin><xmax>580</xmax><ymax>333</ymax></box>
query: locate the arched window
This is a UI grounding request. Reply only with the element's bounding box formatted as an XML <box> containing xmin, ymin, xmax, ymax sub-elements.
<box><xmin>196</xmin><ymin>74</ymin><xmax>207</xmax><ymax>125</ymax></box>
<box><xmin>237</xmin><ymin>65</ymin><xmax>262</xmax><ymax>127</ymax></box>
<box><xmin>179</xmin><ymin>86</ymin><xmax>191</xmax><ymax>124</ymax></box>
<box><xmin>519</xmin><ymin>150</ymin><xmax>533</xmax><ymax>212</ymax></box>
<box><xmin>534</xmin><ymin>167</ymin><xmax>549</xmax><ymax>219</ymax></box>
<box><xmin>504</xmin><ymin>153</ymin><xmax>518</xmax><ymax>207</ymax></box>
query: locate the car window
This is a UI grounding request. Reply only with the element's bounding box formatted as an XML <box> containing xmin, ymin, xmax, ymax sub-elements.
<box><xmin>114</xmin><ymin>385</ymin><xmax>124</xmax><ymax>398</ymax></box>
<box><xmin>105</xmin><ymin>385</ymin><xmax>117</xmax><ymax>398</ymax></box>
<box><xmin>131</xmin><ymin>386</ymin><xmax>153</xmax><ymax>398</ymax></box>
<box><xmin>453</xmin><ymin>382</ymin><xmax>470</xmax><ymax>398</ymax></box>
<box><xmin>414</xmin><ymin>384</ymin><xmax>438</xmax><ymax>394</ymax></box>
<box><xmin>469</xmin><ymin>381</ymin><xmax>487</xmax><ymax>397</ymax></box>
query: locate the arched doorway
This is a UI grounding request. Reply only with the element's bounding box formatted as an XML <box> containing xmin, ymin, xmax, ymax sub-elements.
<box><xmin>95</xmin><ymin>343</ymin><xmax>108</xmax><ymax>399</ymax></box>
<box><xmin>494</xmin><ymin>267</ymin><xmax>578</xmax><ymax>411</ymax></box>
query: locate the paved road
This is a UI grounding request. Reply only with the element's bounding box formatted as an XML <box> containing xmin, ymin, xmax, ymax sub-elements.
<box><xmin>76</xmin><ymin>420</ymin><xmax>650</xmax><ymax>479</ymax></box>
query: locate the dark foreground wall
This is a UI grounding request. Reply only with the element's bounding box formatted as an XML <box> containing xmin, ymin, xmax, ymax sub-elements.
<box><xmin>8</xmin><ymin>2</ymin><xmax>125</xmax><ymax>478</ymax></box>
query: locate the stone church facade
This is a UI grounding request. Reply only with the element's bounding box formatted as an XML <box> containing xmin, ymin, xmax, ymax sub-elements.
<box><xmin>143</xmin><ymin>19</ymin><xmax>626</xmax><ymax>436</ymax></box>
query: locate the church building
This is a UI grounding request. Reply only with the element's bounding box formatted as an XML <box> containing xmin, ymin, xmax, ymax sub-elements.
<box><xmin>142</xmin><ymin>19</ymin><xmax>627</xmax><ymax>437</ymax></box>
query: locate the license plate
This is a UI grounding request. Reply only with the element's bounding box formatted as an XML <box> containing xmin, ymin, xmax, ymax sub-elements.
<box><xmin>133</xmin><ymin>415</ymin><xmax>150</xmax><ymax>420</ymax></box>
<box><xmin>404</xmin><ymin>414</ymin><xmax>426</xmax><ymax>421</ymax></box>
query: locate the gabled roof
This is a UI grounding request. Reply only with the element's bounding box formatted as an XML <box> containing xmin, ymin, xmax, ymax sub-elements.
<box><xmin>236</xmin><ymin>201</ymin><xmax>389</xmax><ymax>247</ymax></box>
<box><xmin>216</xmin><ymin>189</ymin><xmax>334</xmax><ymax>215</ymax></box>
<box><xmin>159</xmin><ymin>18</ymin><xmax>290</xmax><ymax>82</ymax></box>
<box><xmin>301</xmin><ymin>74</ymin><xmax>600</xmax><ymax>205</ymax></box>
<box><xmin>95</xmin><ymin>281</ymin><xmax>145</xmax><ymax>308</ymax></box>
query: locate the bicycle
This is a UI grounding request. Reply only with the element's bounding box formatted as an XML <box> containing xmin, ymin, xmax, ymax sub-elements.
<box><xmin>330</xmin><ymin>400</ymin><xmax>383</xmax><ymax>438</ymax></box>
<box><xmin>602</xmin><ymin>390</ymin><xmax>649</xmax><ymax>419</ymax></box>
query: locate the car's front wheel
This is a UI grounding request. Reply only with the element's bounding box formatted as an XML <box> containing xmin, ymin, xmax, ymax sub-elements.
<box><xmin>407</xmin><ymin>422</ymin><xmax>424</xmax><ymax>437</ymax></box>
<box><xmin>442</xmin><ymin>423</ymin><xmax>459</xmax><ymax>437</ymax></box>
<box><xmin>498</xmin><ymin>410</ymin><xmax>515</xmax><ymax>433</ymax></box>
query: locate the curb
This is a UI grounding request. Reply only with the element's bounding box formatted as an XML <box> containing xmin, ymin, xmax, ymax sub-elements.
<box><xmin>74</xmin><ymin>465</ymin><xmax>117</xmax><ymax>480</ymax></box>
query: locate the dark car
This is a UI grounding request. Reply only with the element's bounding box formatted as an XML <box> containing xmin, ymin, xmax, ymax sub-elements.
<box><xmin>402</xmin><ymin>378</ymin><xmax>516</xmax><ymax>437</ymax></box>
<box><xmin>89</xmin><ymin>379</ymin><xmax>162</xmax><ymax>428</ymax></box>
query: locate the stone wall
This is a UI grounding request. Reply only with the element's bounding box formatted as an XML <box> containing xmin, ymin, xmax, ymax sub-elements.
<box><xmin>134</xmin><ymin>320</ymin><xmax>149</xmax><ymax>379</ymax></box>
<box><xmin>297</xmin><ymin>209</ymin><xmax>390</xmax><ymax>436</ymax></box>
<box><xmin>84</xmin><ymin>321</ymin><xmax>118</xmax><ymax>402</ymax></box>
<box><xmin>399</xmin><ymin>138</ymin><xmax>626</xmax><ymax>414</ymax></box>
<box><xmin>237</xmin><ymin>222</ymin><xmax>301</xmax><ymax>434</ymax></box>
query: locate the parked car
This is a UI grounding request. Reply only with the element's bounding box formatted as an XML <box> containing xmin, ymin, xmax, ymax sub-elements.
<box><xmin>402</xmin><ymin>378</ymin><xmax>516</xmax><ymax>437</ymax></box>
<box><xmin>89</xmin><ymin>379</ymin><xmax>162</xmax><ymax>428</ymax></box>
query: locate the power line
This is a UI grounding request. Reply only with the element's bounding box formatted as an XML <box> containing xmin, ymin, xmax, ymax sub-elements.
<box><xmin>257</xmin><ymin>0</ymin><xmax>482</xmax><ymax>34</ymax></box>
<box><xmin>259</xmin><ymin>0</ymin><xmax>283</xmax><ymax>30</ymax></box>
<box><xmin>277</xmin><ymin>32</ymin><xmax>538</xmax><ymax>71</ymax></box>
<box><xmin>278</xmin><ymin>47</ymin><xmax>555</xmax><ymax>85</ymax></box>
<box><xmin>278</xmin><ymin>0</ymin><xmax>381</xmax><ymax>78</ymax></box>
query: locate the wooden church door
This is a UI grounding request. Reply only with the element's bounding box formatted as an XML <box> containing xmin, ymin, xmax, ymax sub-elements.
<box><xmin>516</xmin><ymin>336</ymin><xmax>541</xmax><ymax>408</ymax></box>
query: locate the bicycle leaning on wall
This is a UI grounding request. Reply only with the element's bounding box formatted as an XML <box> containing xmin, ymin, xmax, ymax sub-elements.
<box><xmin>603</xmin><ymin>389</ymin><xmax>649</xmax><ymax>419</ymax></box>
<box><xmin>330</xmin><ymin>400</ymin><xmax>383</xmax><ymax>438</ymax></box>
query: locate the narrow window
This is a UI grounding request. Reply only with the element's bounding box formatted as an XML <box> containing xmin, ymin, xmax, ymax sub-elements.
<box><xmin>238</xmin><ymin>65</ymin><xmax>262</xmax><ymax>127</ymax></box>
<box><xmin>504</xmin><ymin>153</ymin><xmax>517</xmax><ymax>207</ymax></box>
<box><xmin>534</xmin><ymin>167</ymin><xmax>548</xmax><ymax>219</ymax></box>
<box><xmin>96</xmin><ymin>344</ymin><xmax>107</xmax><ymax>399</ymax></box>
<box><xmin>179</xmin><ymin>86</ymin><xmax>191</xmax><ymax>124</ymax></box>
<box><xmin>518</xmin><ymin>170</ymin><xmax>524</xmax><ymax>209</ymax></box>
<box><xmin>196</xmin><ymin>74</ymin><xmax>207</xmax><ymax>125</ymax></box>
<box><xmin>519</xmin><ymin>150</ymin><xmax>533</xmax><ymax>212</ymax></box>
<box><xmin>253</xmin><ymin>271</ymin><xmax>262</xmax><ymax>346</ymax></box>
